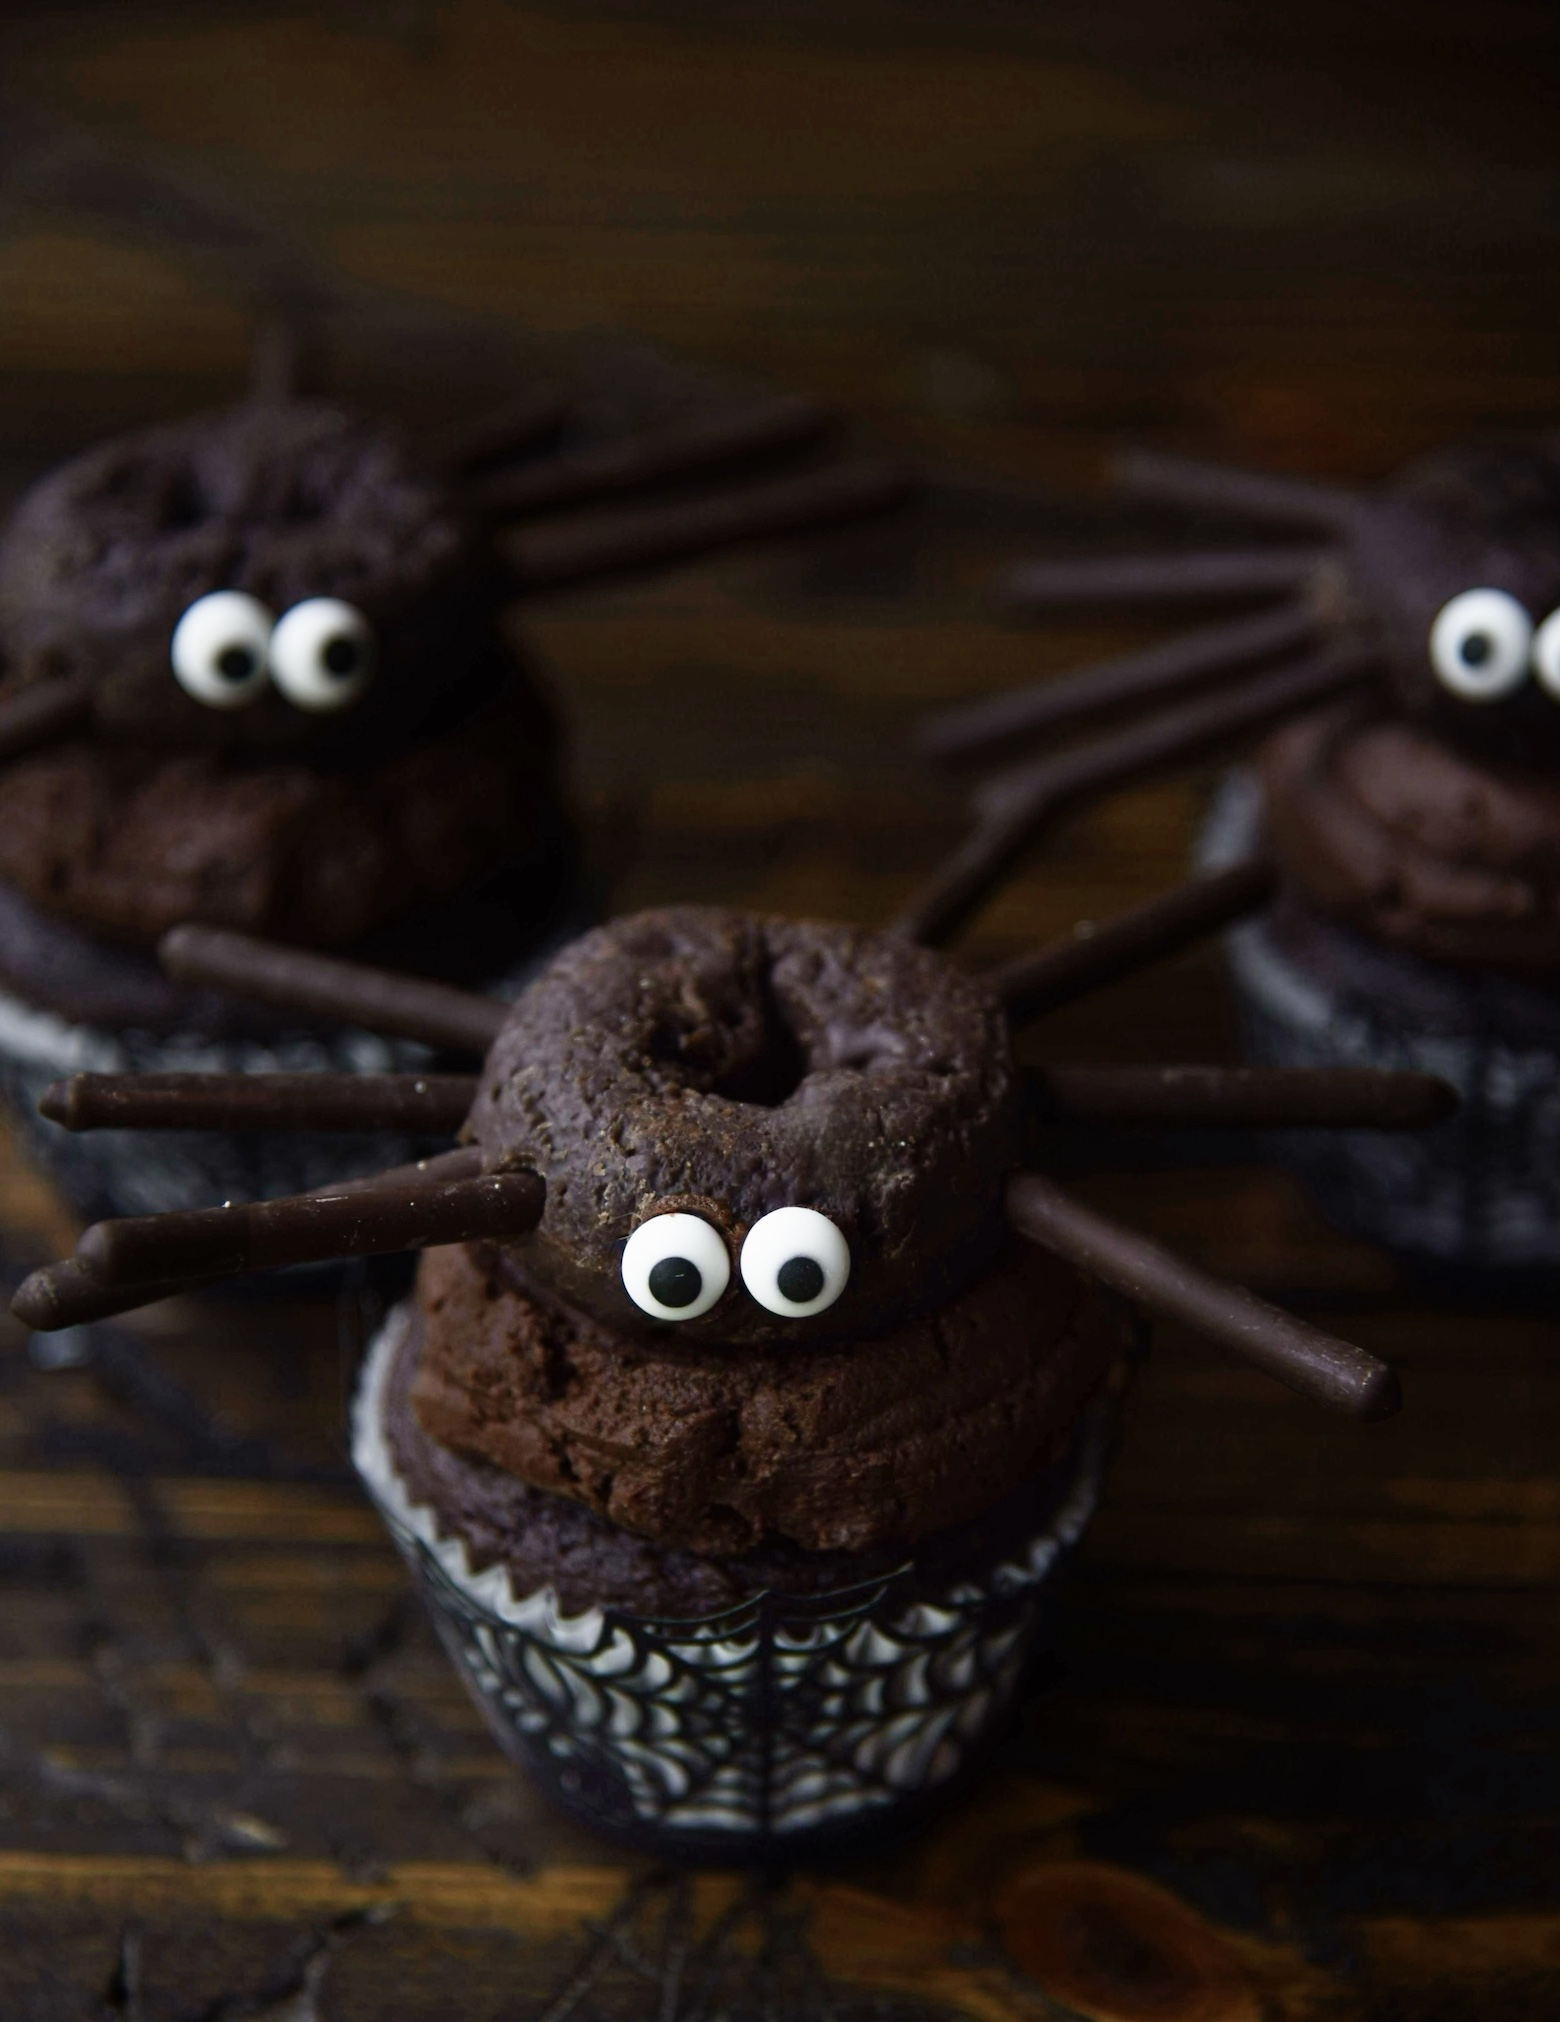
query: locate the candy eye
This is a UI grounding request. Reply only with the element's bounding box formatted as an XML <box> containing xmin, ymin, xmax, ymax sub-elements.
<box><xmin>740</xmin><ymin>1206</ymin><xmax>850</xmax><ymax>1319</ymax></box>
<box><xmin>170</xmin><ymin>591</ymin><xmax>274</xmax><ymax>709</ymax></box>
<box><xmin>268</xmin><ymin>598</ymin><xmax>376</xmax><ymax>712</ymax></box>
<box><xmin>621</xmin><ymin>1211</ymin><xmax>731</xmax><ymax>1321</ymax></box>
<box><xmin>1428</xmin><ymin>588</ymin><xmax>1532</xmax><ymax>702</ymax></box>
<box><xmin>1531</xmin><ymin>608</ymin><xmax>1560</xmax><ymax>700</ymax></box>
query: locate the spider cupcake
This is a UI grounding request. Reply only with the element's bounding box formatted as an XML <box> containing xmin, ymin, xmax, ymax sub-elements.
<box><xmin>10</xmin><ymin>855</ymin><xmax>1450</xmax><ymax>1855</ymax></box>
<box><xmin>0</xmin><ymin>341</ymin><xmax>899</xmax><ymax>1226</ymax></box>
<box><xmin>914</xmin><ymin>437</ymin><xmax>1560</xmax><ymax>1281</ymax></box>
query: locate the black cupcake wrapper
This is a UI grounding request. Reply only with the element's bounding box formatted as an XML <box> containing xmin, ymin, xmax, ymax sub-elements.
<box><xmin>1200</xmin><ymin>771</ymin><xmax>1560</xmax><ymax>1278</ymax></box>
<box><xmin>353</xmin><ymin>1303</ymin><xmax>1122</xmax><ymax>1862</ymax></box>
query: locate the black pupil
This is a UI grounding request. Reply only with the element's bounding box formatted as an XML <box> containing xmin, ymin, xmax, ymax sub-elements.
<box><xmin>648</xmin><ymin>1256</ymin><xmax>703</xmax><ymax>1309</ymax></box>
<box><xmin>776</xmin><ymin>1255</ymin><xmax>825</xmax><ymax>1305</ymax></box>
<box><xmin>216</xmin><ymin>644</ymin><xmax>256</xmax><ymax>682</ymax></box>
<box><xmin>1460</xmin><ymin>632</ymin><xmax>1492</xmax><ymax>667</ymax></box>
<box><xmin>322</xmin><ymin>635</ymin><xmax>359</xmax><ymax>675</ymax></box>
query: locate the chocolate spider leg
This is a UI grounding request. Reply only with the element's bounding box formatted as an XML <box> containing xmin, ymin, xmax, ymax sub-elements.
<box><xmin>892</xmin><ymin>642</ymin><xmax>1372</xmax><ymax>947</ymax></box>
<box><xmin>0</xmin><ymin>673</ymin><xmax>97</xmax><ymax>766</ymax></box>
<box><xmin>1006</xmin><ymin>1172</ymin><xmax>1398</xmax><ymax>1419</ymax></box>
<box><xmin>39</xmin><ymin>1072</ymin><xmax>479</xmax><ymax>1135</ymax></box>
<box><xmin>1001</xmin><ymin>549</ymin><xmax>1336</xmax><ymax>610</ymax></box>
<box><xmin>158</xmin><ymin>925</ymin><xmax>508</xmax><ymax>1054</ymax></box>
<box><xmin>1110</xmin><ymin>447</ymin><xmax>1363</xmax><ymax>534</ymax></box>
<box><xmin>10</xmin><ymin>1148</ymin><xmax>511</xmax><ymax>1332</ymax></box>
<box><xmin>469</xmin><ymin>396</ymin><xmax>834</xmax><ymax>520</ymax></box>
<box><xmin>504</xmin><ymin>461</ymin><xmax>911</xmax><ymax>593</ymax></box>
<box><xmin>917</xmin><ymin>602</ymin><xmax>1319</xmax><ymax>764</ymax></box>
<box><xmin>993</xmin><ymin>861</ymin><xmax>1276</xmax><ymax>1021</ymax></box>
<box><xmin>1029</xmin><ymin>1065</ymin><xmax>1457</xmax><ymax>1130</ymax></box>
<box><xmin>420</xmin><ymin>385</ymin><xmax>574</xmax><ymax>477</ymax></box>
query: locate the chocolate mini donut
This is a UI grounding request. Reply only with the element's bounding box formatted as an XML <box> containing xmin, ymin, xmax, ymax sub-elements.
<box><xmin>1351</xmin><ymin>438</ymin><xmax>1560</xmax><ymax>768</ymax></box>
<box><xmin>467</xmin><ymin>905</ymin><xmax>1027</xmax><ymax>1346</ymax></box>
<box><xmin>0</xmin><ymin>399</ymin><xmax>496</xmax><ymax>761</ymax></box>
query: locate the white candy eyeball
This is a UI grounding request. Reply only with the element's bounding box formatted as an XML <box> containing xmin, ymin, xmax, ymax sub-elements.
<box><xmin>1531</xmin><ymin>607</ymin><xmax>1560</xmax><ymax>700</ymax></box>
<box><xmin>740</xmin><ymin>1206</ymin><xmax>850</xmax><ymax>1319</ymax></box>
<box><xmin>1428</xmin><ymin>588</ymin><xmax>1532</xmax><ymax>702</ymax></box>
<box><xmin>268</xmin><ymin>598</ymin><xmax>376</xmax><ymax>712</ymax></box>
<box><xmin>621</xmin><ymin>1211</ymin><xmax>731</xmax><ymax>1322</ymax></box>
<box><xmin>170</xmin><ymin>591</ymin><xmax>274</xmax><ymax>709</ymax></box>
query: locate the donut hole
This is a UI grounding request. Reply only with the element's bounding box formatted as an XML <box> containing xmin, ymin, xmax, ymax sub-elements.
<box><xmin>646</xmin><ymin>978</ymin><xmax>808</xmax><ymax>1108</ymax></box>
<box><xmin>154</xmin><ymin>466</ymin><xmax>210</xmax><ymax>533</ymax></box>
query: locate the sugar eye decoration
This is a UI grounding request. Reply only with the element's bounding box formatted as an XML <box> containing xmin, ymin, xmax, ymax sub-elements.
<box><xmin>170</xmin><ymin>591</ymin><xmax>275</xmax><ymax>709</ymax></box>
<box><xmin>268</xmin><ymin>598</ymin><xmax>377</xmax><ymax>712</ymax></box>
<box><xmin>621</xmin><ymin>1211</ymin><xmax>731</xmax><ymax>1321</ymax></box>
<box><xmin>740</xmin><ymin>1205</ymin><xmax>850</xmax><ymax>1318</ymax></box>
<box><xmin>1530</xmin><ymin>608</ymin><xmax>1560</xmax><ymax>700</ymax></box>
<box><xmin>1428</xmin><ymin>588</ymin><xmax>1532</xmax><ymax>702</ymax></box>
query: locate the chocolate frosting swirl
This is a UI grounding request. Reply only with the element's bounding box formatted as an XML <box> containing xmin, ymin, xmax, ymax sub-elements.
<box><xmin>1260</xmin><ymin>700</ymin><xmax>1560</xmax><ymax>973</ymax></box>
<box><xmin>409</xmin><ymin>1236</ymin><xmax>1122</xmax><ymax>1556</ymax></box>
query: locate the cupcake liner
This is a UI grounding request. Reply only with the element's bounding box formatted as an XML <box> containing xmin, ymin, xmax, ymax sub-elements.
<box><xmin>0</xmin><ymin>895</ymin><xmax>594</xmax><ymax>1230</ymax></box>
<box><xmin>1199</xmin><ymin>770</ymin><xmax>1560</xmax><ymax>1277</ymax></box>
<box><xmin>352</xmin><ymin>1301</ymin><xmax>1122</xmax><ymax>1862</ymax></box>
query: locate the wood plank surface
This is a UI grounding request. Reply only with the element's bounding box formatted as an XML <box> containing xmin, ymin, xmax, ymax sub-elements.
<box><xmin>0</xmin><ymin>3</ymin><xmax>1558</xmax><ymax>2017</ymax></box>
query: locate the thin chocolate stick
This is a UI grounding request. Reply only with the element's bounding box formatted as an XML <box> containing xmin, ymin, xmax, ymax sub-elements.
<box><xmin>11</xmin><ymin>1257</ymin><xmax>212</xmax><ymax>1332</ymax></box>
<box><xmin>1001</xmin><ymin>549</ymin><xmax>1333</xmax><ymax>610</ymax></box>
<box><xmin>507</xmin><ymin>461</ymin><xmax>911</xmax><ymax>593</ymax></box>
<box><xmin>993</xmin><ymin>861</ymin><xmax>1276</xmax><ymax>1022</ymax></box>
<box><xmin>39</xmin><ymin>1072</ymin><xmax>478</xmax><ymax>1135</ymax></box>
<box><xmin>158</xmin><ymin>925</ymin><xmax>508</xmax><ymax>1055</ymax></box>
<box><xmin>892</xmin><ymin>644</ymin><xmax>1371</xmax><ymax>947</ymax></box>
<box><xmin>77</xmin><ymin>1168</ymin><xmax>542</xmax><ymax>1286</ymax></box>
<box><xmin>474</xmin><ymin>397</ymin><xmax>832</xmax><ymax>520</ymax></box>
<box><xmin>1006</xmin><ymin>1171</ymin><xmax>1399</xmax><ymax>1418</ymax></box>
<box><xmin>1110</xmin><ymin>447</ymin><xmax>1361</xmax><ymax>533</ymax></box>
<box><xmin>421</xmin><ymin>384</ymin><xmax>573</xmax><ymax>475</ymax></box>
<box><xmin>10</xmin><ymin>1147</ymin><xmax>482</xmax><ymax>1332</ymax></box>
<box><xmin>0</xmin><ymin>674</ymin><xmax>96</xmax><ymax>766</ymax></box>
<box><xmin>916</xmin><ymin>603</ymin><xmax>1317</xmax><ymax>764</ymax></box>
<box><xmin>1029</xmin><ymin>1065</ymin><xmax>1458</xmax><ymax>1130</ymax></box>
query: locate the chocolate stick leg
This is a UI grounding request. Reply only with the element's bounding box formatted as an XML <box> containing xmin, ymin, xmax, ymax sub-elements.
<box><xmin>505</xmin><ymin>461</ymin><xmax>911</xmax><ymax>593</ymax></box>
<box><xmin>1029</xmin><ymin>1065</ymin><xmax>1458</xmax><ymax>1130</ymax></box>
<box><xmin>1006</xmin><ymin>1172</ymin><xmax>1399</xmax><ymax>1419</ymax></box>
<box><xmin>40</xmin><ymin>1072</ymin><xmax>479</xmax><ymax>1135</ymax></box>
<box><xmin>472</xmin><ymin>397</ymin><xmax>833</xmax><ymax>520</ymax></box>
<box><xmin>11</xmin><ymin>1149</ymin><xmax>483</xmax><ymax>1331</ymax></box>
<box><xmin>993</xmin><ymin>862</ymin><xmax>1277</xmax><ymax>1022</ymax></box>
<box><xmin>1110</xmin><ymin>448</ymin><xmax>1362</xmax><ymax>533</ymax></box>
<box><xmin>1001</xmin><ymin>548</ymin><xmax>1335</xmax><ymax>610</ymax></box>
<box><xmin>0</xmin><ymin>674</ymin><xmax>96</xmax><ymax>767</ymax></box>
<box><xmin>916</xmin><ymin>603</ymin><xmax>1318</xmax><ymax>764</ymax></box>
<box><xmin>158</xmin><ymin>926</ymin><xmax>508</xmax><ymax>1055</ymax></box>
<box><xmin>75</xmin><ymin>1170</ymin><xmax>543</xmax><ymax>1286</ymax></box>
<box><xmin>892</xmin><ymin>644</ymin><xmax>1371</xmax><ymax>947</ymax></box>
<box><xmin>420</xmin><ymin>385</ymin><xmax>574</xmax><ymax>476</ymax></box>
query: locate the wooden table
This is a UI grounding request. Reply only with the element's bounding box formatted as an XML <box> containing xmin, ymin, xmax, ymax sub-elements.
<box><xmin>1</xmin><ymin>6</ymin><xmax>1558</xmax><ymax>2016</ymax></box>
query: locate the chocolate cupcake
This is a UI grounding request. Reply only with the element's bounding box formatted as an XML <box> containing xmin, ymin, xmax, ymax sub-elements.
<box><xmin>17</xmin><ymin>898</ymin><xmax>1427</xmax><ymax>1854</ymax></box>
<box><xmin>913</xmin><ymin>436</ymin><xmax>1560</xmax><ymax>1280</ymax></box>
<box><xmin>0</xmin><ymin>392</ymin><xmax>569</xmax><ymax>1222</ymax></box>
<box><xmin>345</xmin><ymin>907</ymin><xmax>1130</xmax><ymax>1856</ymax></box>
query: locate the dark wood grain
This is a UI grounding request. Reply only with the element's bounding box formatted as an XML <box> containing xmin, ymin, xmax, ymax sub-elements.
<box><xmin>0</xmin><ymin>3</ymin><xmax>1557</xmax><ymax>2017</ymax></box>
